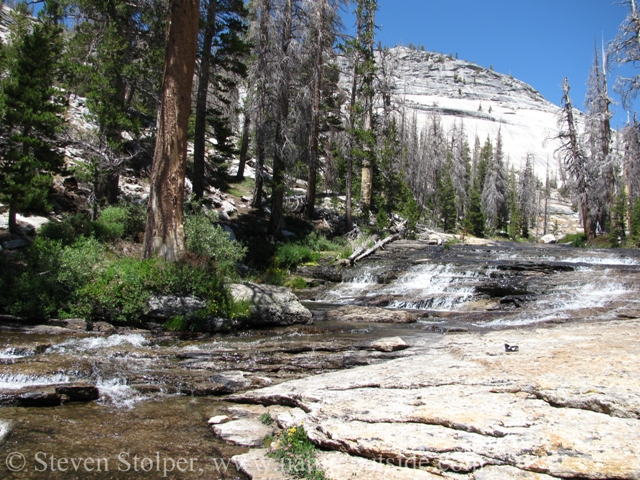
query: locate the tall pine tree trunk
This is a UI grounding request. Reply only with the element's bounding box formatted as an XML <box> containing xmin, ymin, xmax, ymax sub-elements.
<box><xmin>305</xmin><ymin>24</ymin><xmax>322</xmax><ymax>221</ymax></box>
<box><xmin>236</xmin><ymin>106</ymin><xmax>251</xmax><ymax>181</ymax></box>
<box><xmin>251</xmin><ymin>0</ymin><xmax>271</xmax><ymax>209</ymax></box>
<box><xmin>143</xmin><ymin>0</ymin><xmax>199</xmax><ymax>261</ymax></box>
<box><xmin>268</xmin><ymin>0</ymin><xmax>293</xmax><ymax>239</ymax></box>
<box><xmin>193</xmin><ymin>0</ymin><xmax>218</xmax><ymax>200</ymax></box>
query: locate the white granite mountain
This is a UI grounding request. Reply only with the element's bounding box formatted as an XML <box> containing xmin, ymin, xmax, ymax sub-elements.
<box><xmin>341</xmin><ymin>46</ymin><xmax>575</xmax><ymax>178</ymax></box>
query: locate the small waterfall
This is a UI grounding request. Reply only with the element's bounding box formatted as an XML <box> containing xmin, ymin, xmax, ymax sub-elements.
<box><xmin>53</xmin><ymin>334</ymin><xmax>150</xmax><ymax>353</ymax></box>
<box><xmin>318</xmin><ymin>265</ymin><xmax>382</xmax><ymax>304</ymax></box>
<box><xmin>96</xmin><ymin>378</ymin><xmax>149</xmax><ymax>409</ymax></box>
<box><xmin>0</xmin><ymin>373</ymin><xmax>71</xmax><ymax>390</ymax></box>
<box><xmin>383</xmin><ymin>264</ymin><xmax>482</xmax><ymax>310</ymax></box>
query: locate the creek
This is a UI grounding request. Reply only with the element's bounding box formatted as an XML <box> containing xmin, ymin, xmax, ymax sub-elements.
<box><xmin>1</xmin><ymin>240</ymin><xmax>640</xmax><ymax>479</ymax></box>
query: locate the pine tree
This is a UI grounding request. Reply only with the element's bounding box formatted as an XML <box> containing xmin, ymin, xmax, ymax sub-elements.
<box><xmin>0</xmin><ymin>1</ymin><xmax>66</xmax><ymax>234</ymax></box>
<box><xmin>437</xmin><ymin>154</ymin><xmax>457</xmax><ymax>233</ymax></box>
<box><xmin>143</xmin><ymin>0</ymin><xmax>199</xmax><ymax>261</ymax></box>
<box><xmin>555</xmin><ymin>78</ymin><xmax>596</xmax><ymax>239</ymax></box>
<box><xmin>481</xmin><ymin>130</ymin><xmax>508</xmax><ymax>233</ymax></box>
<box><xmin>518</xmin><ymin>153</ymin><xmax>537</xmax><ymax>237</ymax></box>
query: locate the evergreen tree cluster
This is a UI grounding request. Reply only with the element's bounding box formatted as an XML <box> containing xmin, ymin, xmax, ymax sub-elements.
<box><xmin>399</xmin><ymin>112</ymin><xmax>539</xmax><ymax>237</ymax></box>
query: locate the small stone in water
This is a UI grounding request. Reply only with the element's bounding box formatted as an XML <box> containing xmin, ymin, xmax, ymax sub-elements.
<box><xmin>208</xmin><ymin>415</ymin><xmax>230</xmax><ymax>425</ymax></box>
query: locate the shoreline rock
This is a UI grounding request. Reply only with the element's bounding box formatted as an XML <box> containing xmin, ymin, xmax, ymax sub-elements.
<box><xmin>229</xmin><ymin>319</ymin><xmax>640</xmax><ymax>479</ymax></box>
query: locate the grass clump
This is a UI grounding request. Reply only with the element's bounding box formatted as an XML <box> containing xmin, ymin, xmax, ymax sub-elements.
<box><xmin>562</xmin><ymin>233</ymin><xmax>587</xmax><ymax>248</ymax></box>
<box><xmin>286</xmin><ymin>277</ymin><xmax>308</xmax><ymax>289</ymax></box>
<box><xmin>267</xmin><ymin>424</ymin><xmax>327</xmax><ymax>480</ymax></box>
<box><xmin>260</xmin><ymin>412</ymin><xmax>273</xmax><ymax>425</ymax></box>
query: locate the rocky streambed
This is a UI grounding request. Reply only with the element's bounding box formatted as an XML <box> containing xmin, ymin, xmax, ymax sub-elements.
<box><xmin>1</xmin><ymin>240</ymin><xmax>640</xmax><ymax>479</ymax></box>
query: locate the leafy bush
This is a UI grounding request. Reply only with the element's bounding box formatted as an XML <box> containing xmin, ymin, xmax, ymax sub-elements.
<box><xmin>562</xmin><ymin>233</ymin><xmax>587</xmax><ymax>248</ymax></box>
<box><xmin>184</xmin><ymin>213</ymin><xmax>246</xmax><ymax>277</ymax></box>
<box><xmin>267</xmin><ymin>425</ymin><xmax>326</xmax><ymax>480</ymax></box>
<box><xmin>275</xmin><ymin>243</ymin><xmax>318</xmax><ymax>269</ymax></box>
<box><xmin>39</xmin><ymin>213</ymin><xmax>93</xmax><ymax>245</ymax></box>
<box><xmin>93</xmin><ymin>205</ymin><xmax>128</xmax><ymax>241</ymax></box>
<box><xmin>286</xmin><ymin>277</ymin><xmax>308</xmax><ymax>289</ymax></box>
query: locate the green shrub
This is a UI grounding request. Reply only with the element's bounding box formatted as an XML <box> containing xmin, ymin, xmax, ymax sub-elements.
<box><xmin>286</xmin><ymin>277</ymin><xmax>308</xmax><ymax>289</ymax></box>
<box><xmin>267</xmin><ymin>425</ymin><xmax>327</xmax><ymax>480</ymax></box>
<box><xmin>123</xmin><ymin>202</ymin><xmax>147</xmax><ymax>241</ymax></box>
<box><xmin>260</xmin><ymin>412</ymin><xmax>273</xmax><ymax>425</ymax></box>
<box><xmin>275</xmin><ymin>243</ymin><xmax>318</xmax><ymax>269</ymax></box>
<box><xmin>562</xmin><ymin>233</ymin><xmax>587</xmax><ymax>248</ymax></box>
<box><xmin>40</xmin><ymin>213</ymin><xmax>93</xmax><ymax>245</ymax></box>
<box><xmin>71</xmin><ymin>257</ymin><xmax>156</xmax><ymax>322</ymax></box>
<box><xmin>93</xmin><ymin>206</ymin><xmax>128</xmax><ymax>241</ymax></box>
<box><xmin>185</xmin><ymin>213</ymin><xmax>246</xmax><ymax>277</ymax></box>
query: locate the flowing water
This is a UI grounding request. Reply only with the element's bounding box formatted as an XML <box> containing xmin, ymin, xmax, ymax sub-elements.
<box><xmin>2</xmin><ymin>241</ymin><xmax>640</xmax><ymax>479</ymax></box>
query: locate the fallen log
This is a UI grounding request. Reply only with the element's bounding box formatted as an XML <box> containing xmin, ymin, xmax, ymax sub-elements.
<box><xmin>351</xmin><ymin>231</ymin><xmax>403</xmax><ymax>265</ymax></box>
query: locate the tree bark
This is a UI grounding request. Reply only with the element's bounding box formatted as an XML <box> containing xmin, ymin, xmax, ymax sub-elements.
<box><xmin>193</xmin><ymin>0</ymin><xmax>218</xmax><ymax>200</ymax></box>
<box><xmin>143</xmin><ymin>0</ymin><xmax>199</xmax><ymax>261</ymax></box>
<box><xmin>268</xmin><ymin>0</ymin><xmax>293</xmax><ymax>240</ymax></box>
<box><xmin>305</xmin><ymin>21</ymin><xmax>323</xmax><ymax>221</ymax></box>
<box><xmin>236</xmin><ymin>107</ymin><xmax>251</xmax><ymax>181</ymax></box>
<box><xmin>250</xmin><ymin>0</ymin><xmax>271</xmax><ymax>209</ymax></box>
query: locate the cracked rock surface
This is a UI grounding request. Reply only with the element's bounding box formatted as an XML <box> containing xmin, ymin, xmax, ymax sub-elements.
<box><xmin>230</xmin><ymin>319</ymin><xmax>640</xmax><ymax>479</ymax></box>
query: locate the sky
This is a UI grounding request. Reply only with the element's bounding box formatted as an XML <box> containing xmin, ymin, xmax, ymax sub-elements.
<box><xmin>343</xmin><ymin>0</ymin><xmax>637</xmax><ymax>129</ymax></box>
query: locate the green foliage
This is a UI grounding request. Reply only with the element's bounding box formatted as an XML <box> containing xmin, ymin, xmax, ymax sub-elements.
<box><xmin>286</xmin><ymin>277</ymin><xmax>308</xmax><ymax>289</ymax></box>
<box><xmin>267</xmin><ymin>425</ymin><xmax>327</xmax><ymax>480</ymax></box>
<box><xmin>93</xmin><ymin>205</ymin><xmax>128</xmax><ymax>241</ymax></box>
<box><xmin>609</xmin><ymin>189</ymin><xmax>628</xmax><ymax>247</ymax></box>
<box><xmin>275</xmin><ymin>243</ymin><xmax>318</xmax><ymax>270</ymax></box>
<box><xmin>631</xmin><ymin>197</ymin><xmax>640</xmax><ymax>238</ymax></box>
<box><xmin>436</xmin><ymin>156</ymin><xmax>457</xmax><ymax>233</ymax></box>
<box><xmin>562</xmin><ymin>233</ymin><xmax>587</xmax><ymax>248</ymax></box>
<box><xmin>0</xmin><ymin>1</ymin><xmax>66</xmax><ymax>224</ymax></box>
<box><xmin>184</xmin><ymin>212</ymin><xmax>246</xmax><ymax>277</ymax></box>
<box><xmin>260</xmin><ymin>413</ymin><xmax>273</xmax><ymax>426</ymax></box>
<box><xmin>0</xmin><ymin>236</ymin><xmax>106</xmax><ymax>319</ymax></box>
<box><xmin>40</xmin><ymin>213</ymin><xmax>93</xmax><ymax>245</ymax></box>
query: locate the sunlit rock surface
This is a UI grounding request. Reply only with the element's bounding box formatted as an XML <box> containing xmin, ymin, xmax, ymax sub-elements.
<box><xmin>231</xmin><ymin>319</ymin><xmax>640</xmax><ymax>479</ymax></box>
<box><xmin>340</xmin><ymin>46</ymin><xmax>576</xmax><ymax>177</ymax></box>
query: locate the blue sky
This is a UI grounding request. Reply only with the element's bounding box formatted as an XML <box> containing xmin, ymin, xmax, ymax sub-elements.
<box><xmin>344</xmin><ymin>0</ymin><xmax>637</xmax><ymax>129</ymax></box>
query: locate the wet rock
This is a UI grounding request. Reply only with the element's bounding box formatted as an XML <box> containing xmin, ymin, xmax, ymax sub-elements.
<box><xmin>0</xmin><ymin>390</ymin><xmax>62</xmax><ymax>407</ymax></box>
<box><xmin>56</xmin><ymin>384</ymin><xmax>99</xmax><ymax>402</ymax></box>
<box><xmin>0</xmin><ymin>420</ymin><xmax>10</xmax><ymax>445</ymax></box>
<box><xmin>296</xmin><ymin>265</ymin><xmax>343</xmax><ymax>283</ymax></box>
<box><xmin>229</xmin><ymin>283</ymin><xmax>312</xmax><ymax>327</ymax></box>
<box><xmin>30</xmin><ymin>325</ymin><xmax>77</xmax><ymax>335</ymax></box>
<box><xmin>91</xmin><ymin>321</ymin><xmax>117</xmax><ymax>334</ymax></box>
<box><xmin>48</xmin><ymin>318</ymin><xmax>88</xmax><ymax>331</ymax></box>
<box><xmin>368</xmin><ymin>337</ymin><xmax>409</xmax><ymax>352</ymax></box>
<box><xmin>147</xmin><ymin>295</ymin><xmax>207</xmax><ymax>320</ymax></box>
<box><xmin>325</xmin><ymin>305</ymin><xmax>416</xmax><ymax>324</ymax></box>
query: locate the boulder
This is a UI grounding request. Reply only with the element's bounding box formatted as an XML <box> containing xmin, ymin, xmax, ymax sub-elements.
<box><xmin>56</xmin><ymin>384</ymin><xmax>99</xmax><ymax>402</ymax></box>
<box><xmin>48</xmin><ymin>318</ymin><xmax>88</xmax><ymax>331</ymax></box>
<box><xmin>212</xmin><ymin>418</ymin><xmax>274</xmax><ymax>447</ymax></box>
<box><xmin>368</xmin><ymin>337</ymin><xmax>410</xmax><ymax>352</ymax></box>
<box><xmin>91</xmin><ymin>321</ymin><xmax>117</xmax><ymax>335</ymax></box>
<box><xmin>147</xmin><ymin>295</ymin><xmax>207</xmax><ymax>320</ymax></box>
<box><xmin>228</xmin><ymin>283</ymin><xmax>312</xmax><ymax>327</ymax></box>
<box><xmin>540</xmin><ymin>234</ymin><xmax>557</xmax><ymax>244</ymax></box>
<box><xmin>2</xmin><ymin>239</ymin><xmax>29</xmax><ymax>250</ymax></box>
<box><xmin>325</xmin><ymin>305</ymin><xmax>416</xmax><ymax>324</ymax></box>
